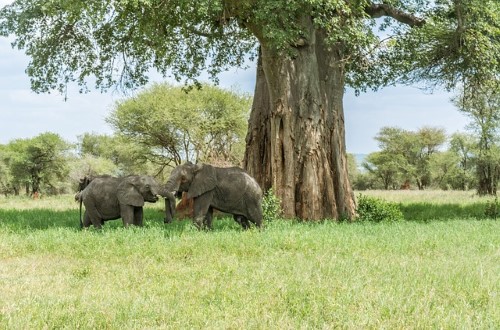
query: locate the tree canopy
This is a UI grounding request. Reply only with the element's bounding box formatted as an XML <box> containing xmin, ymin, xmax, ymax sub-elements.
<box><xmin>107</xmin><ymin>83</ymin><xmax>251</xmax><ymax>168</ymax></box>
<box><xmin>1</xmin><ymin>1</ymin><xmax>497</xmax><ymax>93</ymax></box>
<box><xmin>368</xmin><ymin>126</ymin><xmax>447</xmax><ymax>189</ymax></box>
<box><xmin>0</xmin><ymin>133</ymin><xmax>71</xmax><ymax>195</ymax></box>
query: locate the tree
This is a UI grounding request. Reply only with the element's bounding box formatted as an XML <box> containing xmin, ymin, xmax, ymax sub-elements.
<box><xmin>429</xmin><ymin>151</ymin><xmax>459</xmax><ymax>190</ymax></box>
<box><xmin>447</xmin><ymin>132</ymin><xmax>476</xmax><ymax>190</ymax></box>
<box><xmin>363</xmin><ymin>151</ymin><xmax>404</xmax><ymax>190</ymax></box>
<box><xmin>0</xmin><ymin>145</ymin><xmax>15</xmax><ymax>196</ymax></box>
<box><xmin>375</xmin><ymin>126</ymin><xmax>447</xmax><ymax>189</ymax></box>
<box><xmin>77</xmin><ymin>132</ymin><xmax>153</xmax><ymax>175</ymax></box>
<box><xmin>1</xmin><ymin>1</ymin><xmax>498</xmax><ymax>219</ymax></box>
<box><xmin>3</xmin><ymin>133</ymin><xmax>71</xmax><ymax>195</ymax></box>
<box><xmin>107</xmin><ymin>83</ymin><xmax>250</xmax><ymax>168</ymax></box>
<box><xmin>77</xmin><ymin>132</ymin><xmax>115</xmax><ymax>157</ymax></box>
<box><xmin>454</xmin><ymin>82</ymin><xmax>500</xmax><ymax>195</ymax></box>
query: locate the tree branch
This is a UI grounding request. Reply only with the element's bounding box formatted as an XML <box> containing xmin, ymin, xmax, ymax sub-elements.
<box><xmin>365</xmin><ymin>3</ymin><xmax>425</xmax><ymax>27</ymax></box>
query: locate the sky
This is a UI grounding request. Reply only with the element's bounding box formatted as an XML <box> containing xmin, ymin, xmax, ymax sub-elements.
<box><xmin>0</xmin><ymin>1</ymin><xmax>470</xmax><ymax>154</ymax></box>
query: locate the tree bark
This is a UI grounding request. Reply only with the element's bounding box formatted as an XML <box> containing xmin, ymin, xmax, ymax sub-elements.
<box><xmin>244</xmin><ymin>24</ymin><xmax>356</xmax><ymax>220</ymax></box>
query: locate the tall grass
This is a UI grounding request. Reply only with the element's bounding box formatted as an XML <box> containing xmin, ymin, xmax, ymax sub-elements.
<box><xmin>359</xmin><ymin>189</ymin><xmax>492</xmax><ymax>205</ymax></box>
<box><xmin>358</xmin><ymin>190</ymin><xmax>497</xmax><ymax>221</ymax></box>
<box><xmin>0</xmin><ymin>193</ymin><xmax>499</xmax><ymax>328</ymax></box>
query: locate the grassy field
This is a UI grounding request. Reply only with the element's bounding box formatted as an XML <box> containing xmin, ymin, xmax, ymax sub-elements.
<box><xmin>0</xmin><ymin>192</ymin><xmax>499</xmax><ymax>329</ymax></box>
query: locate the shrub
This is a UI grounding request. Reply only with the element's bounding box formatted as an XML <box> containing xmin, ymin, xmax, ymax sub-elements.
<box><xmin>356</xmin><ymin>194</ymin><xmax>404</xmax><ymax>222</ymax></box>
<box><xmin>484</xmin><ymin>196</ymin><xmax>499</xmax><ymax>219</ymax></box>
<box><xmin>262</xmin><ymin>188</ymin><xmax>282</xmax><ymax>222</ymax></box>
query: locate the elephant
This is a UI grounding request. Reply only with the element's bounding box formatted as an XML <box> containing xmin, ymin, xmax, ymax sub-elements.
<box><xmin>77</xmin><ymin>175</ymin><xmax>175</xmax><ymax>229</ymax></box>
<box><xmin>164</xmin><ymin>162</ymin><xmax>263</xmax><ymax>230</ymax></box>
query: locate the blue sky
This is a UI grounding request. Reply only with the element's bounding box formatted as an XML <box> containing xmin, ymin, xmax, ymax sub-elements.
<box><xmin>0</xmin><ymin>1</ymin><xmax>470</xmax><ymax>154</ymax></box>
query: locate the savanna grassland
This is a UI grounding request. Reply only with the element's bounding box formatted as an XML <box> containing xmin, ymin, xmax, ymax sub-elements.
<box><xmin>0</xmin><ymin>191</ymin><xmax>499</xmax><ymax>329</ymax></box>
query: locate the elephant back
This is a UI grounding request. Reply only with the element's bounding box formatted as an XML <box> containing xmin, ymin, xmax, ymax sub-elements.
<box><xmin>215</xmin><ymin>166</ymin><xmax>262</xmax><ymax>199</ymax></box>
<box><xmin>83</xmin><ymin>176</ymin><xmax>121</xmax><ymax>202</ymax></box>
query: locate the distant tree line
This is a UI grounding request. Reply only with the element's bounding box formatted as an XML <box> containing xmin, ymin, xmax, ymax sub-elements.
<box><xmin>1</xmin><ymin>81</ymin><xmax>497</xmax><ymax>197</ymax></box>
<box><xmin>0</xmin><ymin>84</ymin><xmax>251</xmax><ymax>197</ymax></box>
<box><xmin>350</xmin><ymin>126</ymin><xmax>498</xmax><ymax>195</ymax></box>
<box><xmin>351</xmin><ymin>78</ymin><xmax>499</xmax><ymax>195</ymax></box>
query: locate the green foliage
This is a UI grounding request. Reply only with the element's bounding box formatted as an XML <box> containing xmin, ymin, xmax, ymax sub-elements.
<box><xmin>76</xmin><ymin>132</ymin><xmax>176</xmax><ymax>180</ymax></box>
<box><xmin>67</xmin><ymin>155</ymin><xmax>119</xmax><ymax>184</ymax></box>
<box><xmin>358</xmin><ymin>190</ymin><xmax>497</xmax><ymax>221</ymax></box>
<box><xmin>373</xmin><ymin>126</ymin><xmax>447</xmax><ymax>189</ymax></box>
<box><xmin>363</xmin><ymin>151</ymin><xmax>405</xmax><ymax>190</ymax></box>
<box><xmin>453</xmin><ymin>81</ymin><xmax>500</xmax><ymax>195</ymax></box>
<box><xmin>0</xmin><ymin>0</ymin><xmax>256</xmax><ymax>92</ymax></box>
<box><xmin>107</xmin><ymin>83</ymin><xmax>251</xmax><ymax>167</ymax></box>
<box><xmin>446</xmin><ymin>132</ymin><xmax>476</xmax><ymax>190</ymax></box>
<box><xmin>2</xmin><ymin>0</ymin><xmax>497</xmax><ymax>95</ymax></box>
<box><xmin>356</xmin><ymin>194</ymin><xmax>404</xmax><ymax>222</ymax></box>
<box><xmin>376</xmin><ymin>0</ymin><xmax>500</xmax><ymax>92</ymax></box>
<box><xmin>484</xmin><ymin>196</ymin><xmax>500</xmax><ymax>219</ymax></box>
<box><xmin>262</xmin><ymin>187</ymin><xmax>283</xmax><ymax>222</ymax></box>
<box><xmin>1</xmin><ymin>133</ymin><xmax>71</xmax><ymax>195</ymax></box>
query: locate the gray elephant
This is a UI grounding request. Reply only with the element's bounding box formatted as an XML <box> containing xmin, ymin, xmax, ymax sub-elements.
<box><xmin>164</xmin><ymin>162</ymin><xmax>263</xmax><ymax>229</ymax></box>
<box><xmin>77</xmin><ymin>175</ymin><xmax>175</xmax><ymax>229</ymax></box>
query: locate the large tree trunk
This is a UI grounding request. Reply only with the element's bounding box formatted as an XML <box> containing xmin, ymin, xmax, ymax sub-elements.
<box><xmin>244</xmin><ymin>26</ymin><xmax>356</xmax><ymax>220</ymax></box>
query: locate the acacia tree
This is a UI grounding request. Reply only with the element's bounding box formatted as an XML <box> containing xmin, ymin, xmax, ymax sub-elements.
<box><xmin>454</xmin><ymin>81</ymin><xmax>500</xmax><ymax>195</ymax></box>
<box><xmin>363</xmin><ymin>151</ymin><xmax>404</xmax><ymax>190</ymax></box>
<box><xmin>3</xmin><ymin>133</ymin><xmax>71</xmax><ymax>195</ymax></box>
<box><xmin>107</xmin><ymin>83</ymin><xmax>250</xmax><ymax>167</ymax></box>
<box><xmin>1</xmin><ymin>1</ymin><xmax>498</xmax><ymax>219</ymax></box>
<box><xmin>448</xmin><ymin>132</ymin><xmax>476</xmax><ymax>190</ymax></box>
<box><xmin>375</xmin><ymin>126</ymin><xmax>447</xmax><ymax>189</ymax></box>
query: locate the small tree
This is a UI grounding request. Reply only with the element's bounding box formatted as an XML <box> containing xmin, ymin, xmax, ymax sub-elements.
<box><xmin>4</xmin><ymin>133</ymin><xmax>71</xmax><ymax>195</ymax></box>
<box><xmin>375</xmin><ymin>126</ymin><xmax>447</xmax><ymax>189</ymax></box>
<box><xmin>363</xmin><ymin>152</ymin><xmax>404</xmax><ymax>190</ymax></box>
<box><xmin>0</xmin><ymin>145</ymin><xmax>14</xmax><ymax>196</ymax></box>
<box><xmin>107</xmin><ymin>83</ymin><xmax>251</xmax><ymax>168</ymax></box>
<box><xmin>454</xmin><ymin>82</ymin><xmax>500</xmax><ymax>195</ymax></box>
<box><xmin>77</xmin><ymin>133</ymin><xmax>154</xmax><ymax>175</ymax></box>
<box><xmin>447</xmin><ymin>132</ymin><xmax>476</xmax><ymax>190</ymax></box>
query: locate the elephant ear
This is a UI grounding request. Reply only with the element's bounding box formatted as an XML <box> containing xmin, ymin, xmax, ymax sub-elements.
<box><xmin>117</xmin><ymin>178</ymin><xmax>144</xmax><ymax>207</ymax></box>
<box><xmin>187</xmin><ymin>164</ymin><xmax>217</xmax><ymax>198</ymax></box>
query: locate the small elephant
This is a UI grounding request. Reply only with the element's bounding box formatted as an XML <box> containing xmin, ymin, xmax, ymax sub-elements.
<box><xmin>164</xmin><ymin>162</ymin><xmax>263</xmax><ymax>230</ymax></box>
<box><xmin>77</xmin><ymin>175</ymin><xmax>171</xmax><ymax>229</ymax></box>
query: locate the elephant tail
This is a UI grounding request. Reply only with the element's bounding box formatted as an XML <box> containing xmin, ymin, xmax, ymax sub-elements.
<box><xmin>79</xmin><ymin>197</ymin><xmax>83</xmax><ymax>228</ymax></box>
<box><xmin>75</xmin><ymin>191</ymin><xmax>83</xmax><ymax>228</ymax></box>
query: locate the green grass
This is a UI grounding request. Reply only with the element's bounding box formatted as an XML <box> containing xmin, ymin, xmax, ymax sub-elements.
<box><xmin>358</xmin><ymin>190</ymin><xmax>498</xmax><ymax>221</ymax></box>
<box><xmin>0</xmin><ymin>193</ymin><xmax>499</xmax><ymax>328</ymax></box>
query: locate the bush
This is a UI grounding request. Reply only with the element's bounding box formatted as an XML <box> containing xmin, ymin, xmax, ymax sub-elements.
<box><xmin>356</xmin><ymin>194</ymin><xmax>404</xmax><ymax>222</ymax></box>
<box><xmin>262</xmin><ymin>188</ymin><xmax>282</xmax><ymax>222</ymax></box>
<box><xmin>484</xmin><ymin>196</ymin><xmax>499</xmax><ymax>219</ymax></box>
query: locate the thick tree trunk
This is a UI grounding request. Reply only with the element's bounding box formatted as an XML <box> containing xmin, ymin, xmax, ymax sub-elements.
<box><xmin>244</xmin><ymin>27</ymin><xmax>356</xmax><ymax>220</ymax></box>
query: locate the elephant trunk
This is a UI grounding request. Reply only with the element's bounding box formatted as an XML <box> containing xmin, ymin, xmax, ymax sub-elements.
<box><xmin>159</xmin><ymin>186</ymin><xmax>176</xmax><ymax>224</ymax></box>
<box><xmin>164</xmin><ymin>191</ymin><xmax>176</xmax><ymax>224</ymax></box>
<box><xmin>162</xmin><ymin>170</ymin><xmax>183</xmax><ymax>223</ymax></box>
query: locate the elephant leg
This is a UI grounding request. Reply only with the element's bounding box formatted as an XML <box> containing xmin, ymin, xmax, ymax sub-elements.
<box><xmin>192</xmin><ymin>194</ymin><xmax>212</xmax><ymax>230</ymax></box>
<box><xmin>248</xmin><ymin>205</ymin><xmax>263</xmax><ymax>228</ymax></box>
<box><xmin>204</xmin><ymin>207</ymin><xmax>214</xmax><ymax>230</ymax></box>
<box><xmin>133</xmin><ymin>207</ymin><xmax>144</xmax><ymax>226</ymax></box>
<box><xmin>234</xmin><ymin>215</ymin><xmax>250</xmax><ymax>230</ymax></box>
<box><xmin>120</xmin><ymin>204</ymin><xmax>134</xmax><ymax>227</ymax></box>
<box><xmin>233</xmin><ymin>215</ymin><xmax>242</xmax><ymax>226</ymax></box>
<box><xmin>82</xmin><ymin>210</ymin><xmax>92</xmax><ymax>228</ymax></box>
<box><xmin>85</xmin><ymin>206</ymin><xmax>103</xmax><ymax>229</ymax></box>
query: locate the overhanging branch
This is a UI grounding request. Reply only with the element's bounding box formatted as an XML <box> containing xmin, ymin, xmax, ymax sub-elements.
<box><xmin>365</xmin><ymin>3</ymin><xmax>425</xmax><ymax>27</ymax></box>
